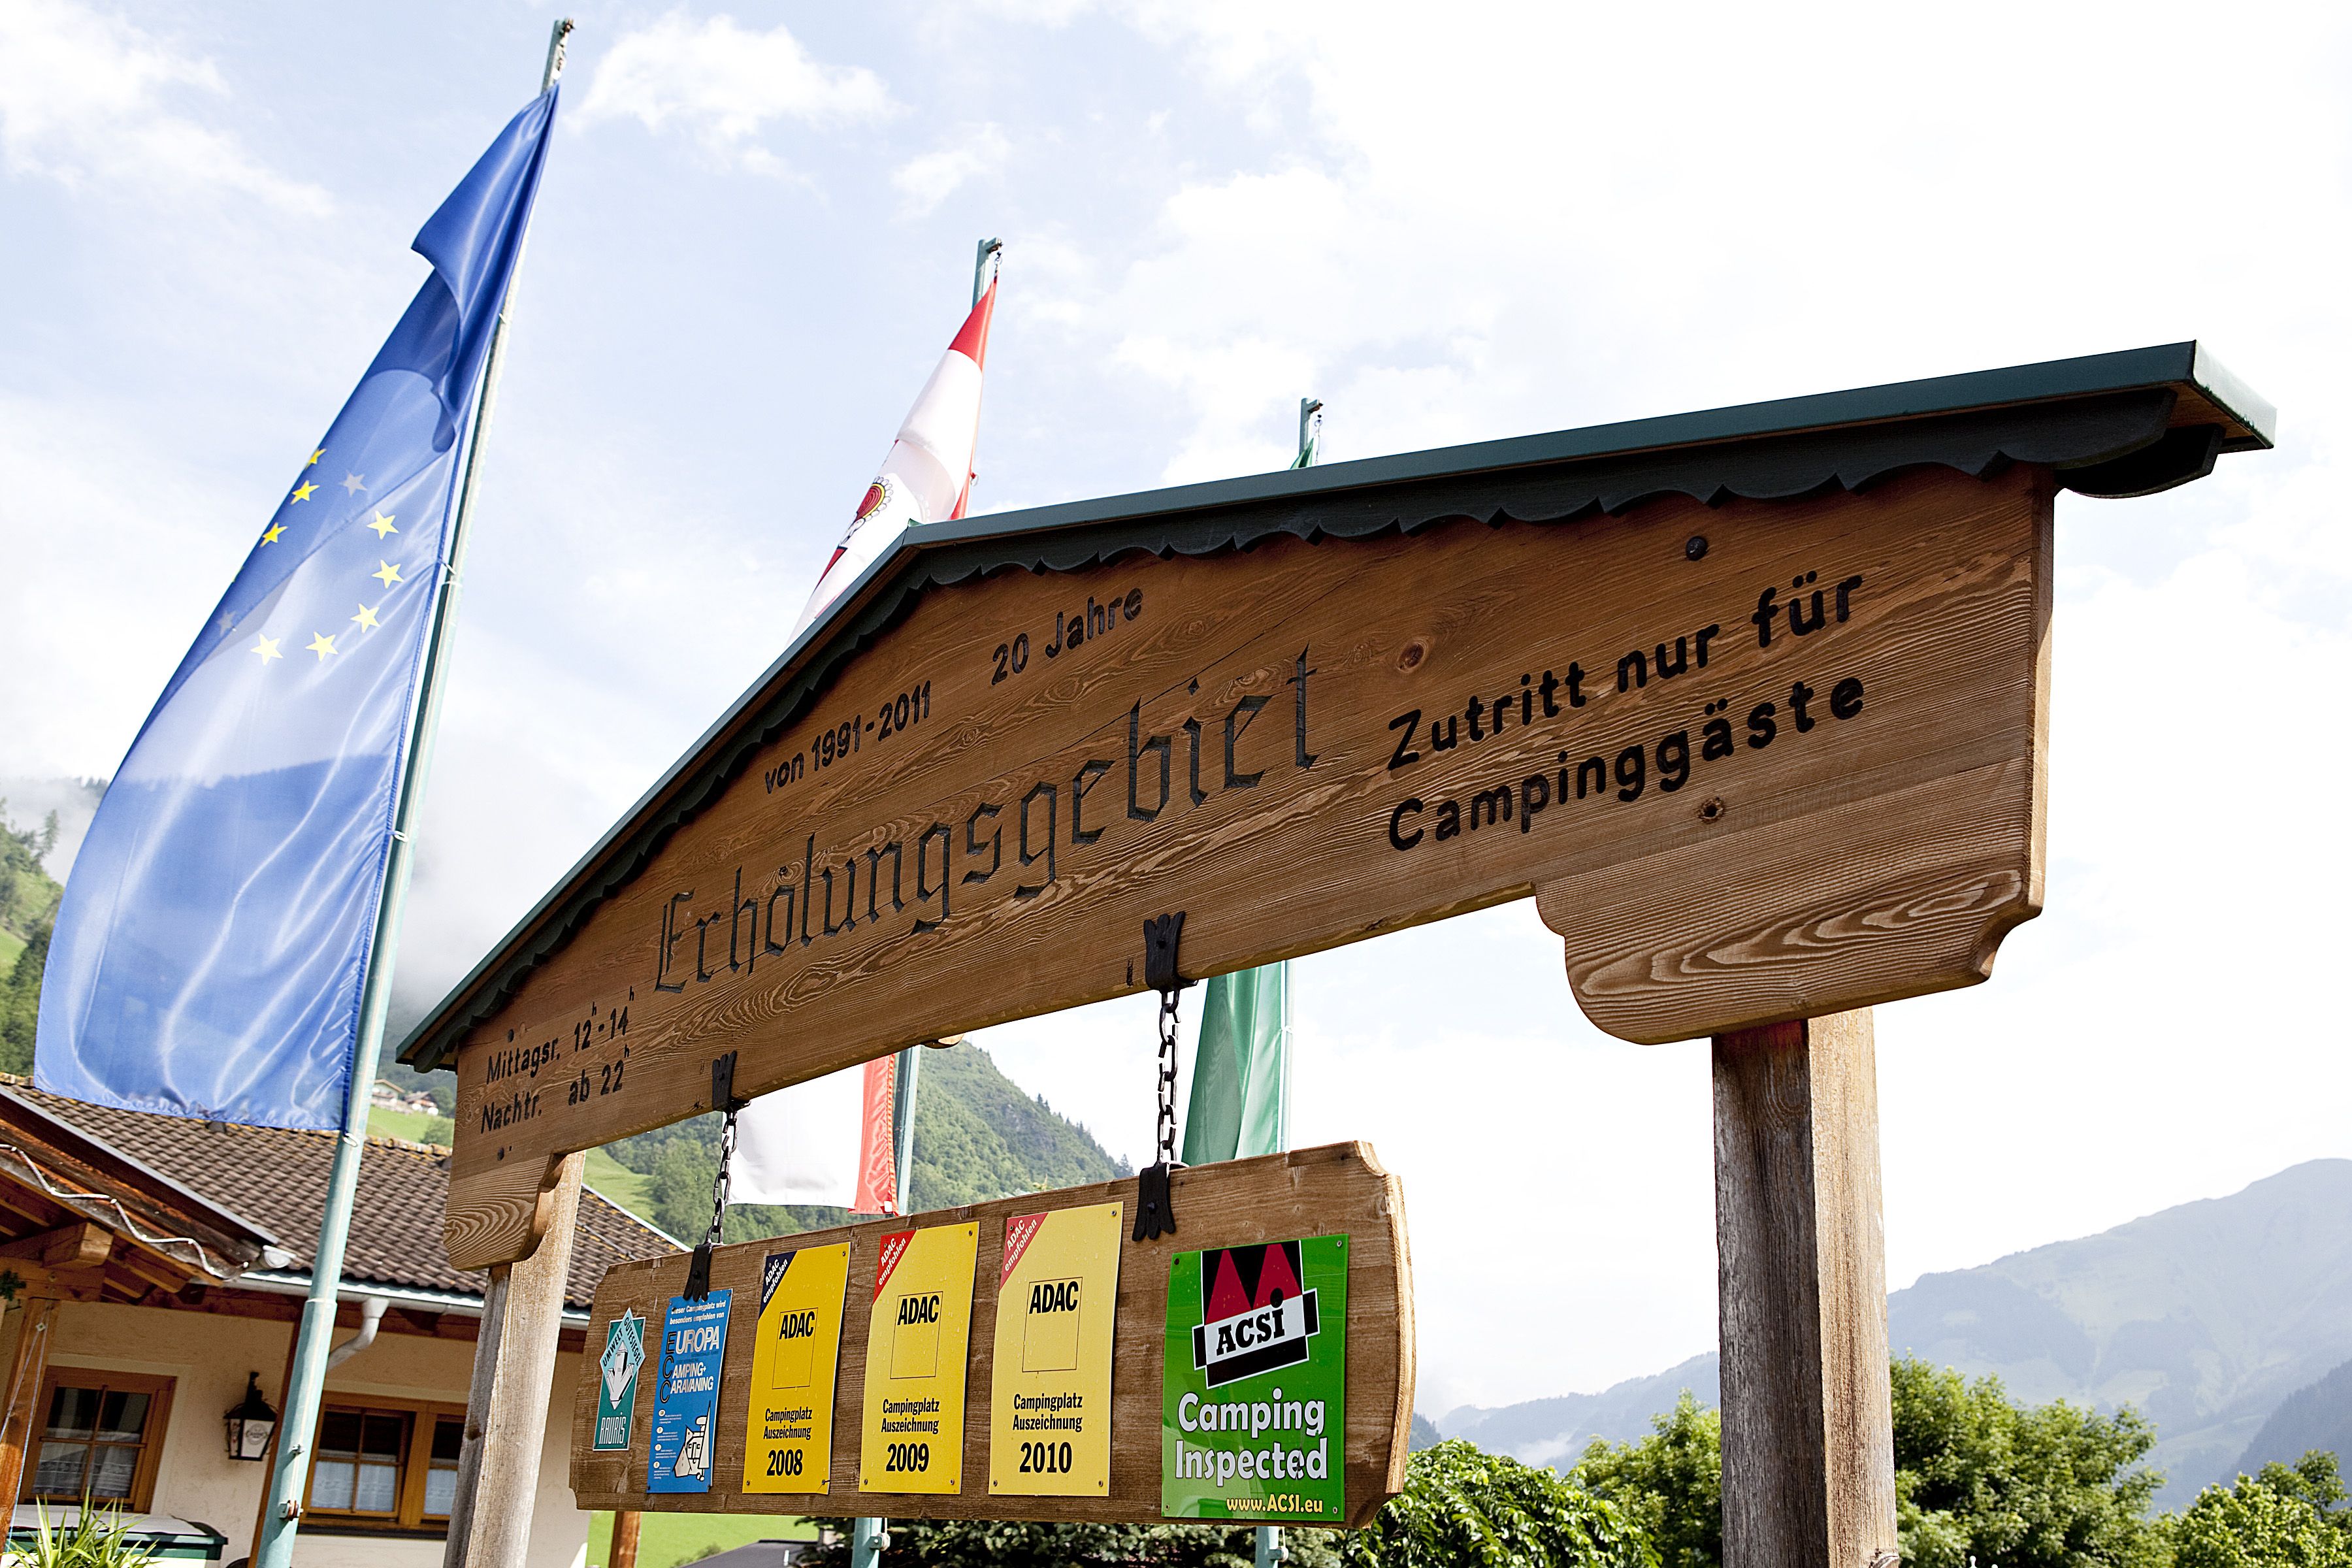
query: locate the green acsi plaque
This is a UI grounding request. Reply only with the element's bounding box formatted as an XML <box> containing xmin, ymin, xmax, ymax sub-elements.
<box><xmin>1162</xmin><ymin>1234</ymin><xmax>1347</xmax><ymax>1523</ymax></box>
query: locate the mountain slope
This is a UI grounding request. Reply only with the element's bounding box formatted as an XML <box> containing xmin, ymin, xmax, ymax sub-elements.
<box><xmin>2232</xmin><ymin>1356</ymin><xmax>2352</xmax><ymax>1480</ymax></box>
<box><xmin>1441</xmin><ymin>1160</ymin><xmax>2352</xmax><ymax>1505</ymax></box>
<box><xmin>600</xmin><ymin>1041</ymin><xmax>1128</xmax><ymax>1240</ymax></box>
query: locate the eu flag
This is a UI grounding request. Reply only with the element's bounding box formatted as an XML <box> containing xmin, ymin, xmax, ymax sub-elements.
<box><xmin>36</xmin><ymin>88</ymin><xmax>559</xmax><ymax>1131</ymax></box>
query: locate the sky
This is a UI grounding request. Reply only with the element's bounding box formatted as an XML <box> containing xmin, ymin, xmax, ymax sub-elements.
<box><xmin>4</xmin><ymin>0</ymin><xmax>2350</xmax><ymax>1422</ymax></box>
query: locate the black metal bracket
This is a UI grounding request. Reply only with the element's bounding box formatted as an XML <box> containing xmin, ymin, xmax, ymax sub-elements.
<box><xmin>1143</xmin><ymin>912</ymin><xmax>1192</xmax><ymax>994</ymax></box>
<box><xmin>1134</xmin><ymin>1164</ymin><xmax>1177</xmax><ymax>1243</ymax></box>
<box><xmin>710</xmin><ymin>1050</ymin><xmax>745</xmax><ymax>1114</ymax></box>
<box><xmin>686</xmin><ymin>1052</ymin><xmax>750</xmax><ymax>1300</ymax></box>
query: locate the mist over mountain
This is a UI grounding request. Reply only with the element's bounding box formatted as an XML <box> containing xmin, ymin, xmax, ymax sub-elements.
<box><xmin>1437</xmin><ymin>1159</ymin><xmax>2352</xmax><ymax>1507</ymax></box>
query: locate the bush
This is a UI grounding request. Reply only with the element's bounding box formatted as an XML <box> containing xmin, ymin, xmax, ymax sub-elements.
<box><xmin>1345</xmin><ymin>1439</ymin><xmax>1654</xmax><ymax>1568</ymax></box>
<box><xmin>796</xmin><ymin>1518</ymin><xmax>1338</xmax><ymax>1567</ymax></box>
<box><xmin>1890</xmin><ymin>1358</ymin><xmax>2168</xmax><ymax>1568</ymax></box>
<box><xmin>1575</xmin><ymin>1358</ymin><xmax>2170</xmax><ymax>1568</ymax></box>
<box><xmin>800</xmin><ymin>1440</ymin><xmax>1647</xmax><ymax>1567</ymax></box>
<box><xmin>1576</xmin><ymin>1394</ymin><xmax>1719</xmax><ymax>1568</ymax></box>
<box><xmin>2170</xmin><ymin>1452</ymin><xmax>2352</xmax><ymax>1568</ymax></box>
<box><xmin>16</xmin><ymin>1501</ymin><xmax>156</xmax><ymax>1568</ymax></box>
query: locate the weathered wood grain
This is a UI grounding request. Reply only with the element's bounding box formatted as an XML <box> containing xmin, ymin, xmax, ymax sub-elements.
<box><xmin>1712</xmin><ymin>1012</ymin><xmax>1896</xmax><ymax>1568</ymax></box>
<box><xmin>568</xmin><ymin>1143</ymin><xmax>1413</xmax><ymax>1529</ymax></box>
<box><xmin>444</xmin><ymin>1152</ymin><xmax>585</xmax><ymax>1568</ymax></box>
<box><xmin>451</xmin><ymin>465</ymin><xmax>2048</xmax><ymax>1267</ymax></box>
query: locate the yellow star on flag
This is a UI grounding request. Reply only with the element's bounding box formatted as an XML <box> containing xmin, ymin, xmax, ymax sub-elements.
<box><xmin>251</xmin><ymin>634</ymin><xmax>283</xmax><ymax>663</ymax></box>
<box><xmin>368</xmin><ymin>512</ymin><xmax>398</xmax><ymax>538</ymax></box>
<box><xmin>351</xmin><ymin>603</ymin><xmax>381</xmax><ymax>632</ymax></box>
<box><xmin>306</xmin><ymin>632</ymin><xmax>337</xmax><ymax>660</ymax></box>
<box><xmin>289</xmin><ymin>481</ymin><xmax>318</xmax><ymax>504</ymax></box>
<box><xmin>372</xmin><ymin>561</ymin><xmax>403</xmax><ymax>587</ymax></box>
<box><xmin>261</xmin><ymin>523</ymin><xmax>285</xmax><ymax>545</ymax></box>
<box><xmin>307</xmin><ymin>449</ymin><xmax>323</xmax><ymax>466</ymax></box>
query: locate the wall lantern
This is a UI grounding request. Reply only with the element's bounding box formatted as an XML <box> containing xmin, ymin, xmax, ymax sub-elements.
<box><xmin>225</xmin><ymin>1373</ymin><xmax>278</xmax><ymax>1462</ymax></box>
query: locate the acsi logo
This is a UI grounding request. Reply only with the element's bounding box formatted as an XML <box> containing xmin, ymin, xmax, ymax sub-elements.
<box><xmin>896</xmin><ymin>1292</ymin><xmax>941</xmax><ymax>1326</ymax></box>
<box><xmin>1189</xmin><ymin>1241</ymin><xmax>1322</xmax><ymax>1388</ymax></box>
<box><xmin>1029</xmin><ymin>1279</ymin><xmax>1080</xmax><ymax>1315</ymax></box>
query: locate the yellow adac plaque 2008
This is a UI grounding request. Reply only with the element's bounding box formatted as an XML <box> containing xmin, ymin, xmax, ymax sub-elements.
<box><xmin>988</xmin><ymin>1201</ymin><xmax>1122</xmax><ymax>1495</ymax></box>
<box><xmin>860</xmin><ymin>1222</ymin><xmax>979</xmax><ymax>1494</ymax></box>
<box><xmin>741</xmin><ymin>1241</ymin><xmax>849</xmax><ymax>1495</ymax></box>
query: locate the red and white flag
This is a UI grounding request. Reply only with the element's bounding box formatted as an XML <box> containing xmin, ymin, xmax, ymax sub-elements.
<box><xmin>791</xmin><ymin>272</ymin><xmax>998</xmax><ymax>636</ymax></box>
<box><xmin>732</xmin><ymin>264</ymin><xmax>1000</xmax><ymax>1215</ymax></box>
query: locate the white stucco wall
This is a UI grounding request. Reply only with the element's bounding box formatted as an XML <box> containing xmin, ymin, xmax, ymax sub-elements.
<box><xmin>33</xmin><ymin>1300</ymin><xmax>588</xmax><ymax>1568</ymax></box>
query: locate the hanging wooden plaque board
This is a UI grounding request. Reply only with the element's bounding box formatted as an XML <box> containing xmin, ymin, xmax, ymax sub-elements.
<box><xmin>571</xmin><ymin>1141</ymin><xmax>1413</xmax><ymax>1527</ymax></box>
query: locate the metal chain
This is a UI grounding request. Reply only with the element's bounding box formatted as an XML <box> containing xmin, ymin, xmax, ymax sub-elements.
<box><xmin>706</xmin><ymin>1106</ymin><xmax>738</xmax><ymax>1249</ymax></box>
<box><xmin>1156</xmin><ymin>988</ymin><xmax>1182</xmax><ymax>1168</ymax></box>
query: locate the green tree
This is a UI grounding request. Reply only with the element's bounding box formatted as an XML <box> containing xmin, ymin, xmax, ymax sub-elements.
<box><xmin>1576</xmin><ymin>1394</ymin><xmax>1720</xmax><ymax>1568</ymax></box>
<box><xmin>0</xmin><ymin>804</ymin><xmax>62</xmax><ymax>1079</ymax></box>
<box><xmin>799</xmin><ymin>1517</ymin><xmax>1340</xmax><ymax>1567</ymax></box>
<box><xmin>1891</xmin><ymin>1358</ymin><xmax>2168</xmax><ymax>1568</ymax></box>
<box><xmin>1576</xmin><ymin>1358</ymin><xmax>2169</xmax><ymax>1568</ymax></box>
<box><xmin>648</xmin><ymin>1137</ymin><xmax>719</xmax><ymax>1243</ymax></box>
<box><xmin>0</xmin><ymin>918</ymin><xmax>48</xmax><ymax>1076</ymax></box>
<box><xmin>2169</xmin><ymin>1452</ymin><xmax>2352</xmax><ymax>1568</ymax></box>
<box><xmin>801</xmin><ymin>1441</ymin><xmax>1648</xmax><ymax>1567</ymax></box>
<box><xmin>1345</xmin><ymin>1439</ymin><xmax>1654</xmax><ymax>1567</ymax></box>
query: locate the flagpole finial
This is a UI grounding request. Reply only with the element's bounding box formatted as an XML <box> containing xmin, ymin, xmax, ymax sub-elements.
<box><xmin>543</xmin><ymin>18</ymin><xmax>576</xmax><ymax>89</ymax></box>
<box><xmin>973</xmin><ymin>237</ymin><xmax>1003</xmax><ymax>308</ymax></box>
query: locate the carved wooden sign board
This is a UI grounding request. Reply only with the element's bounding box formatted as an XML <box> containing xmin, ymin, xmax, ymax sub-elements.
<box><xmin>572</xmin><ymin>1143</ymin><xmax>1412</xmax><ymax>1526</ymax></box>
<box><xmin>399</xmin><ymin>342</ymin><xmax>2270</xmax><ymax>1275</ymax></box>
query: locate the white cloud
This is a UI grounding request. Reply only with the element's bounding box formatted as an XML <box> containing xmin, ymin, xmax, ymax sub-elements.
<box><xmin>969</xmin><ymin>0</ymin><xmax>2352</xmax><ymax>1407</ymax></box>
<box><xmin>578</xmin><ymin>11</ymin><xmax>893</xmax><ymax>173</ymax></box>
<box><xmin>0</xmin><ymin>0</ymin><xmax>328</xmax><ymax>211</ymax></box>
<box><xmin>892</xmin><ymin>122</ymin><xmax>1009</xmax><ymax>217</ymax></box>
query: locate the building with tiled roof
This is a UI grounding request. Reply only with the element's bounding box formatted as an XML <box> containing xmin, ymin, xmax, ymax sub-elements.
<box><xmin>0</xmin><ymin>1077</ymin><xmax>672</xmax><ymax>1568</ymax></box>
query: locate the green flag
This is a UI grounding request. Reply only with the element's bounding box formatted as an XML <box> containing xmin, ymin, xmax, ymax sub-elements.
<box><xmin>1183</xmin><ymin>960</ymin><xmax>1290</xmax><ymax>1163</ymax></box>
<box><xmin>1183</xmin><ymin>402</ymin><xmax>1319</xmax><ymax>1174</ymax></box>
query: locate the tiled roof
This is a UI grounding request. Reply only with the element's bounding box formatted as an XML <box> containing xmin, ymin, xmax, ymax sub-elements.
<box><xmin>2</xmin><ymin>1081</ymin><xmax>671</xmax><ymax>1310</ymax></box>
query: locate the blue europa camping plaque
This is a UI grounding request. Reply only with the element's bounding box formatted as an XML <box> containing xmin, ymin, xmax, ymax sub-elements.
<box><xmin>647</xmin><ymin>1290</ymin><xmax>732</xmax><ymax>1494</ymax></box>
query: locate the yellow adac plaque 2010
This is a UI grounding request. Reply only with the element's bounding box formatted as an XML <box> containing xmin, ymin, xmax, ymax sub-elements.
<box><xmin>741</xmin><ymin>1241</ymin><xmax>850</xmax><ymax>1495</ymax></box>
<box><xmin>988</xmin><ymin>1201</ymin><xmax>1123</xmax><ymax>1496</ymax></box>
<box><xmin>860</xmin><ymin>1222</ymin><xmax>979</xmax><ymax>1494</ymax></box>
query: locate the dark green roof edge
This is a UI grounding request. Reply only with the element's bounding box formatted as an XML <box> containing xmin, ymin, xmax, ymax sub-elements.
<box><xmin>397</xmin><ymin>340</ymin><xmax>2271</xmax><ymax>1071</ymax></box>
<box><xmin>907</xmin><ymin>339</ymin><xmax>2271</xmax><ymax>556</ymax></box>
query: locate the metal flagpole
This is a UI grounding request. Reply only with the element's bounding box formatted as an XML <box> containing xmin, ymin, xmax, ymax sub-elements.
<box><xmin>1252</xmin><ymin>395</ymin><xmax>1318</xmax><ymax>1568</ymax></box>
<box><xmin>849</xmin><ymin>238</ymin><xmax>999</xmax><ymax>1568</ymax></box>
<box><xmin>252</xmin><ymin>21</ymin><xmax>574</xmax><ymax>1568</ymax></box>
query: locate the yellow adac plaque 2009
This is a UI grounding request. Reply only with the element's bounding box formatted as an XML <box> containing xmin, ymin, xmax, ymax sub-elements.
<box><xmin>742</xmin><ymin>1241</ymin><xmax>850</xmax><ymax>1495</ymax></box>
<box><xmin>988</xmin><ymin>1201</ymin><xmax>1122</xmax><ymax>1495</ymax></box>
<box><xmin>860</xmin><ymin>1222</ymin><xmax>979</xmax><ymax>1494</ymax></box>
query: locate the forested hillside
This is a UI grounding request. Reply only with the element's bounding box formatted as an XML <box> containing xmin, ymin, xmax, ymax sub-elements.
<box><xmin>0</xmin><ymin>801</ymin><xmax>64</xmax><ymax>1074</ymax></box>
<box><xmin>599</xmin><ymin>1040</ymin><xmax>1128</xmax><ymax>1241</ymax></box>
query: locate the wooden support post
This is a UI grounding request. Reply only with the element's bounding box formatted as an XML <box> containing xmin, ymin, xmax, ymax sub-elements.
<box><xmin>444</xmin><ymin>1154</ymin><xmax>585</xmax><ymax>1568</ymax></box>
<box><xmin>1712</xmin><ymin>1010</ymin><xmax>1897</xmax><ymax>1568</ymax></box>
<box><xmin>608</xmin><ymin>1511</ymin><xmax>642</xmax><ymax>1568</ymax></box>
<box><xmin>0</xmin><ymin>1297</ymin><xmax>59</xmax><ymax>1507</ymax></box>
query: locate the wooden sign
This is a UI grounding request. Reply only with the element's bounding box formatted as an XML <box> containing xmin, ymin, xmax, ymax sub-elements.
<box><xmin>569</xmin><ymin>1141</ymin><xmax>1413</xmax><ymax>1527</ymax></box>
<box><xmin>414</xmin><ymin>345</ymin><xmax>2272</xmax><ymax>1267</ymax></box>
